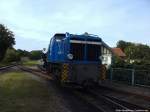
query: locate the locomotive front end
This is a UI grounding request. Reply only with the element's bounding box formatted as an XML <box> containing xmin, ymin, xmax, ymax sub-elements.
<box><xmin>66</xmin><ymin>33</ymin><xmax>102</xmax><ymax>86</ymax></box>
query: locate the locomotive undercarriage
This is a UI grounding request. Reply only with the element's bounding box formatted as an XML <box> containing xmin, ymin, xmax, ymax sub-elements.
<box><xmin>46</xmin><ymin>62</ymin><xmax>100</xmax><ymax>86</ymax></box>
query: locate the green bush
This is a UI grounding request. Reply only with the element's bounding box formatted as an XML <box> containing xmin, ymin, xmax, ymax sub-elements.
<box><xmin>29</xmin><ymin>50</ymin><xmax>42</xmax><ymax>60</ymax></box>
<box><xmin>2</xmin><ymin>48</ymin><xmax>20</xmax><ymax>63</ymax></box>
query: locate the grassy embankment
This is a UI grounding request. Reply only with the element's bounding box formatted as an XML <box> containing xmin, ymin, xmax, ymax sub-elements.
<box><xmin>0</xmin><ymin>71</ymin><xmax>51</xmax><ymax>112</ymax></box>
<box><xmin>21</xmin><ymin>60</ymin><xmax>40</xmax><ymax>66</ymax></box>
<box><xmin>0</xmin><ymin>60</ymin><xmax>40</xmax><ymax>67</ymax></box>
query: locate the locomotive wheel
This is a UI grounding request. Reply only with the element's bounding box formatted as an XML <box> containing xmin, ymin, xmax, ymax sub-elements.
<box><xmin>46</xmin><ymin>63</ymin><xmax>52</xmax><ymax>74</ymax></box>
<box><xmin>54</xmin><ymin>70</ymin><xmax>61</xmax><ymax>84</ymax></box>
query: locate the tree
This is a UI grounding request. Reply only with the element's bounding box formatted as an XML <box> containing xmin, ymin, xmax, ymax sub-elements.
<box><xmin>124</xmin><ymin>45</ymin><xmax>137</xmax><ymax>59</ymax></box>
<box><xmin>138</xmin><ymin>44</ymin><xmax>150</xmax><ymax>60</ymax></box>
<box><xmin>17</xmin><ymin>49</ymin><xmax>30</xmax><ymax>57</ymax></box>
<box><xmin>116</xmin><ymin>40</ymin><xmax>132</xmax><ymax>52</ymax></box>
<box><xmin>3</xmin><ymin>48</ymin><xmax>20</xmax><ymax>63</ymax></box>
<box><xmin>116</xmin><ymin>40</ymin><xmax>150</xmax><ymax>65</ymax></box>
<box><xmin>29</xmin><ymin>50</ymin><xmax>42</xmax><ymax>60</ymax></box>
<box><xmin>0</xmin><ymin>24</ymin><xmax>15</xmax><ymax>61</ymax></box>
<box><xmin>112</xmin><ymin>55</ymin><xmax>125</xmax><ymax>67</ymax></box>
<box><xmin>124</xmin><ymin>44</ymin><xmax>150</xmax><ymax>60</ymax></box>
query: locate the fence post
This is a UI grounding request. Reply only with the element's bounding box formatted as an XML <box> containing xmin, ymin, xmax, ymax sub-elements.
<box><xmin>110</xmin><ymin>68</ymin><xmax>113</xmax><ymax>81</ymax></box>
<box><xmin>131</xmin><ymin>69</ymin><xmax>135</xmax><ymax>86</ymax></box>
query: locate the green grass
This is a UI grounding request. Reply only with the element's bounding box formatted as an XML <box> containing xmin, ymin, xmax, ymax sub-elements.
<box><xmin>0</xmin><ymin>62</ymin><xmax>9</xmax><ymax>67</ymax></box>
<box><xmin>22</xmin><ymin>60</ymin><xmax>40</xmax><ymax>66</ymax></box>
<box><xmin>0</xmin><ymin>71</ymin><xmax>51</xmax><ymax>112</ymax></box>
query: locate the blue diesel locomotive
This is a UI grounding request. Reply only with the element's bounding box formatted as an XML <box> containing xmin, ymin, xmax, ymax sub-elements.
<box><xmin>46</xmin><ymin>32</ymin><xmax>103</xmax><ymax>86</ymax></box>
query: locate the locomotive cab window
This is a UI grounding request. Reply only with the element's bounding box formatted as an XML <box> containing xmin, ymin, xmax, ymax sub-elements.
<box><xmin>70</xmin><ymin>43</ymin><xmax>85</xmax><ymax>60</ymax></box>
<box><xmin>69</xmin><ymin>38</ymin><xmax>102</xmax><ymax>61</ymax></box>
<box><xmin>54</xmin><ymin>34</ymin><xmax>65</xmax><ymax>42</ymax></box>
<box><xmin>87</xmin><ymin>44</ymin><xmax>101</xmax><ymax>61</ymax></box>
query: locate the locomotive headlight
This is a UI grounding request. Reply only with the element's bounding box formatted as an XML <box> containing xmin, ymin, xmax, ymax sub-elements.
<box><xmin>67</xmin><ymin>54</ymin><xmax>73</xmax><ymax>60</ymax></box>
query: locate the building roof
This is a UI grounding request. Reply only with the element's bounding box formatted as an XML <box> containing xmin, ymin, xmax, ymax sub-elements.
<box><xmin>112</xmin><ymin>48</ymin><xmax>126</xmax><ymax>57</ymax></box>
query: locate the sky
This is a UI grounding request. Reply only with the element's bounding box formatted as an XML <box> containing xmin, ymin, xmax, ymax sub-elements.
<box><xmin>0</xmin><ymin>0</ymin><xmax>150</xmax><ymax>51</ymax></box>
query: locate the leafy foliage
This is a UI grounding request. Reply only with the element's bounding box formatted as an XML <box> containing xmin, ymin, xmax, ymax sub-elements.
<box><xmin>11</xmin><ymin>49</ymin><xmax>42</xmax><ymax>61</ymax></box>
<box><xmin>29</xmin><ymin>50</ymin><xmax>42</xmax><ymax>60</ymax></box>
<box><xmin>0</xmin><ymin>24</ymin><xmax>15</xmax><ymax>61</ymax></box>
<box><xmin>112</xmin><ymin>55</ymin><xmax>125</xmax><ymax>67</ymax></box>
<box><xmin>116</xmin><ymin>40</ymin><xmax>132</xmax><ymax>52</ymax></box>
<box><xmin>2</xmin><ymin>48</ymin><xmax>20</xmax><ymax>63</ymax></box>
<box><xmin>117</xmin><ymin>40</ymin><xmax>150</xmax><ymax>63</ymax></box>
<box><xmin>17</xmin><ymin>49</ymin><xmax>30</xmax><ymax>57</ymax></box>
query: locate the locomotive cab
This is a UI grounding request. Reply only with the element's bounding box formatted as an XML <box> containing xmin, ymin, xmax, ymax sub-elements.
<box><xmin>47</xmin><ymin>32</ymin><xmax>103</xmax><ymax>86</ymax></box>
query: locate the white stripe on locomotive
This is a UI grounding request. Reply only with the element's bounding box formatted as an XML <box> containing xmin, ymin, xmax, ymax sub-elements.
<box><xmin>70</xmin><ymin>40</ymin><xmax>101</xmax><ymax>45</ymax></box>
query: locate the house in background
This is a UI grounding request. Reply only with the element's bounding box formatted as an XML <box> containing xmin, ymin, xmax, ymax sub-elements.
<box><xmin>101</xmin><ymin>41</ymin><xmax>113</xmax><ymax>68</ymax></box>
<box><xmin>111</xmin><ymin>48</ymin><xmax>126</xmax><ymax>59</ymax></box>
<box><xmin>100</xmin><ymin>42</ymin><xmax>126</xmax><ymax>68</ymax></box>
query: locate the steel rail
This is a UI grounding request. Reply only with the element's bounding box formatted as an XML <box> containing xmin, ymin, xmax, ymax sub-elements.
<box><xmin>87</xmin><ymin>89</ymin><xmax>149</xmax><ymax>112</ymax></box>
<box><xmin>0</xmin><ymin>64</ymin><xmax>17</xmax><ymax>71</ymax></box>
<box><xmin>87</xmin><ymin>89</ymin><xmax>130</xmax><ymax>110</ymax></box>
<box><xmin>18</xmin><ymin>66</ymin><xmax>52</xmax><ymax>80</ymax></box>
<box><xmin>72</xmin><ymin>90</ymin><xmax>110</xmax><ymax>112</ymax></box>
<box><xmin>104</xmin><ymin>95</ymin><xmax>149</xmax><ymax>111</ymax></box>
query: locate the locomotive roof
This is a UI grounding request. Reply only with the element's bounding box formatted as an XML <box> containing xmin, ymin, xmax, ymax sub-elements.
<box><xmin>54</xmin><ymin>33</ymin><xmax>102</xmax><ymax>40</ymax></box>
<box><xmin>53</xmin><ymin>32</ymin><xmax>113</xmax><ymax>53</ymax></box>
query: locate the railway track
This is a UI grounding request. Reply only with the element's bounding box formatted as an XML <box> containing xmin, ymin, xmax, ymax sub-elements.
<box><xmin>97</xmin><ymin>84</ymin><xmax>150</xmax><ymax>101</ymax></box>
<box><xmin>95</xmin><ymin>85</ymin><xmax>150</xmax><ymax>109</ymax></box>
<box><xmin>18</xmin><ymin>66</ymin><xmax>107</xmax><ymax>112</ymax></box>
<box><xmin>0</xmin><ymin>64</ymin><xmax>17</xmax><ymax>71</ymax></box>
<box><xmin>86</xmin><ymin>89</ymin><xmax>149</xmax><ymax>112</ymax></box>
<box><xmin>18</xmin><ymin>66</ymin><xmax>52</xmax><ymax>80</ymax></box>
<box><xmin>18</xmin><ymin>66</ymin><xmax>149</xmax><ymax>112</ymax></box>
<box><xmin>73</xmin><ymin>88</ymin><xmax>149</xmax><ymax>112</ymax></box>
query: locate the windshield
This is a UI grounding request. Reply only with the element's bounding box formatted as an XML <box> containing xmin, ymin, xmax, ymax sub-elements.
<box><xmin>70</xmin><ymin>39</ymin><xmax>101</xmax><ymax>61</ymax></box>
